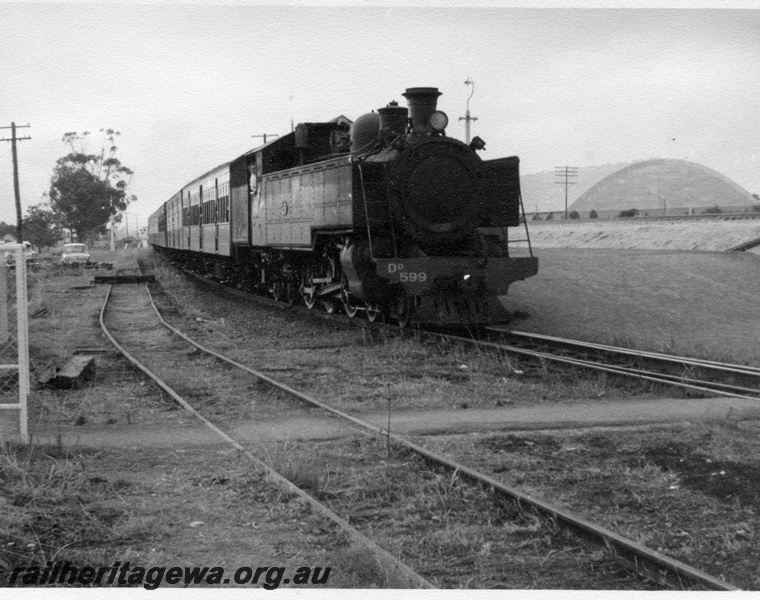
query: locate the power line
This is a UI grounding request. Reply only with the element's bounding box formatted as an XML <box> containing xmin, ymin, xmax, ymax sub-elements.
<box><xmin>1</xmin><ymin>122</ymin><xmax>31</xmax><ymax>241</ymax></box>
<box><xmin>554</xmin><ymin>166</ymin><xmax>578</xmax><ymax>220</ymax></box>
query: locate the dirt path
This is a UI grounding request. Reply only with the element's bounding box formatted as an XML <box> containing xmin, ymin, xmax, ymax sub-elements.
<box><xmin>33</xmin><ymin>395</ymin><xmax>760</xmax><ymax>450</ymax></box>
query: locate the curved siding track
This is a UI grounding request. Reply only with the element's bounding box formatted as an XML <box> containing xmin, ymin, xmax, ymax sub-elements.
<box><xmin>481</xmin><ymin>329</ymin><xmax>760</xmax><ymax>401</ymax></box>
<box><xmin>99</xmin><ymin>281</ymin><xmax>433</xmax><ymax>589</ymax></box>
<box><xmin>98</xmin><ymin>275</ymin><xmax>738</xmax><ymax>590</ymax></box>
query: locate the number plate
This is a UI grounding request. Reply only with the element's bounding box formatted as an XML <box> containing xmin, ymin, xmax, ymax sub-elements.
<box><xmin>386</xmin><ymin>262</ymin><xmax>427</xmax><ymax>283</ymax></box>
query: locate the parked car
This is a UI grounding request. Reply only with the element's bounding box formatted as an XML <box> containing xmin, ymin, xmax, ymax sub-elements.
<box><xmin>3</xmin><ymin>241</ymin><xmax>39</xmax><ymax>268</ymax></box>
<box><xmin>60</xmin><ymin>243</ymin><xmax>91</xmax><ymax>265</ymax></box>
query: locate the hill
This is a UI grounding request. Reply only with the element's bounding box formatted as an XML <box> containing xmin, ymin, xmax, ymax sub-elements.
<box><xmin>568</xmin><ymin>159</ymin><xmax>756</xmax><ymax>215</ymax></box>
<box><xmin>520</xmin><ymin>163</ymin><xmax>628</xmax><ymax>213</ymax></box>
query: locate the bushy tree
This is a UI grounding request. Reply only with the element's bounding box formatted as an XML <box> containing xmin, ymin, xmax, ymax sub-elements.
<box><xmin>568</xmin><ymin>210</ymin><xmax>580</xmax><ymax>220</ymax></box>
<box><xmin>589</xmin><ymin>209</ymin><xmax>598</xmax><ymax>219</ymax></box>
<box><xmin>0</xmin><ymin>221</ymin><xmax>16</xmax><ymax>240</ymax></box>
<box><xmin>48</xmin><ymin>130</ymin><xmax>135</xmax><ymax>242</ymax></box>
<box><xmin>22</xmin><ymin>203</ymin><xmax>61</xmax><ymax>252</ymax></box>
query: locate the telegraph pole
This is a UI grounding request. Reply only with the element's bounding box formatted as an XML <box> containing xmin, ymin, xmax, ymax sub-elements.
<box><xmin>1</xmin><ymin>122</ymin><xmax>31</xmax><ymax>241</ymax></box>
<box><xmin>252</xmin><ymin>133</ymin><xmax>279</xmax><ymax>145</ymax></box>
<box><xmin>290</xmin><ymin>95</ymin><xmax>295</xmax><ymax>133</ymax></box>
<box><xmin>554</xmin><ymin>166</ymin><xmax>578</xmax><ymax>219</ymax></box>
<box><xmin>459</xmin><ymin>78</ymin><xmax>478</xmax><ymax>144</ymax></box>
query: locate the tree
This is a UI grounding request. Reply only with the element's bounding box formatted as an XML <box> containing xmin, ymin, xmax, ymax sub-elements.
<box><xmin>22</xmin><ymin>203</ymin><xmax>61</xmax><ymax>252</ymax></box>
<box><xmin>48</xmin><ymin>129</ymin><xmax>135</xmax><ymax>242</ymax></box>
<box><xmin>589</xmin><ymin>209</ymin><xmax>598</xmax><ymax>219</ymax></box>
<box><xmin>0</xmin><ymin>221</ymin><xmax>16</xmax><ymax>240</ymax></box>
<box><xmin>568</xmin><ymin>210</ymin><xmax>580</xmax><ymax>220</ymax></box>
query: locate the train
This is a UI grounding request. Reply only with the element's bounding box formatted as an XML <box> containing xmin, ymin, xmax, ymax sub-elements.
<box><xmin>148</xmin><ymin>86</ymin><xmax>538</xmax><ymax>326</ymax></box>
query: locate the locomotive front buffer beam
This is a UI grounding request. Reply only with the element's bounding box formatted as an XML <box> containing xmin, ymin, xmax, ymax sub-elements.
<box><xmin>375</xmin><ymin>256</ymin><xmax>539</xmax><ymax>297</ymax></box>
<box><xmin>375</xmin><ymin>255</ymin><xmax>538</xmax><ymax>325</ymax></box>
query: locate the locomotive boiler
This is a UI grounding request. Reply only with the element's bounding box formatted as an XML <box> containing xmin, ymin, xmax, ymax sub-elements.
<box><xmin>148</xmin><ymin>86</ymin><xmax>538</xmax><ymax>326</ymax></box>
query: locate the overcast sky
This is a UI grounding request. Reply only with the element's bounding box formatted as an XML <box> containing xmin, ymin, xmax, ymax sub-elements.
<box><xmin>1</xmin><ymin>2</ymin><xmax>759</xmax><ymax>228</ymax></box>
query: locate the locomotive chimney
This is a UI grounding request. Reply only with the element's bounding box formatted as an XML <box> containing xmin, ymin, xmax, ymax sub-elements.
<box><xmin>377</xmin><ymin>100</ymin><xmax>408</xmax><ymax>139</ymax></box>
<box><xmin>402</xmin><ymin>87</ymin><xmax>442</xmax><ymax>135</ymax></box>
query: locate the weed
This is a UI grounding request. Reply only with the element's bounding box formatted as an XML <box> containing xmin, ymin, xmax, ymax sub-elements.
<box><xmin>333</xmin><ymin>546</ymin><xmax>387</xmax><ymax>587</ymax></box>
<box><xmin>261</xmin><ymin>441</ymin><xmax>326</xmax><ymax>494</ymax></box>
<box><xmin>430</xmin><ymin>470</ymin><xmax>465</xmax><ymax>517</ymax></box>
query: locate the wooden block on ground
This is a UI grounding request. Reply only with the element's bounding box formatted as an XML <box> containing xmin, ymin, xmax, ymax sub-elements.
<box><xmin>39</xmin><ymin>355</ymin><xmax>98</xmax><ymax>389</ymax></box>
<box><xmin>92</xmin><ymin>274</ymin><xmax>155</xmax><ymax>284</ymax></box>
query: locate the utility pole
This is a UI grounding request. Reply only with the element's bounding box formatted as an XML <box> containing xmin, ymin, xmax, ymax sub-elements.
<box><xmin>459</xmin><ymin>78</ymin><xmax>478</xmax><ymax>144</ymax></box>
<box><xmin>554</xmin><ymin>166</ymin><xmax>578</xmax><ymax>219</ymax></box>
<box><xmin>1</xmin><ymin>122</ymin><xmax>31</xmax><ymax>242</ymax></box>
<box><xmin>252</xmin><ymin>133</ymin><xmax>279</xmax><ymax>145</ymax></box>
<box><xmin>290</xmin><ymin>95</ymin><xmax>295</xmax><ymax>133</ymax></box>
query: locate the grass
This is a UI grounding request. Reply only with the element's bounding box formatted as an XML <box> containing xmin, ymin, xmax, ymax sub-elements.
<box><xmin>260</xmin><ymin>440</ymin><xmax>328</xmax><ymax>494</ymax></box>
<box><xmin>257</xmin><ymin>433</ymin><xmax>665</xmax><ymax>589</ymax></box>
<box><xmin>0</xmin><ymin>441</ymin><xmax>154</xmax><ymax>583</ymax></box>
<box><xmin>505</xmin><ymin>245</ymin><xmax>760</xmax><ymax>367</ymax></box>
<box><xmin>422</xmin><ymin>420</ymin><xmax>760</xmax><ymax>589</ymax></box>
<box><xmin>19</xmin><ymin>246</ymin><xmax>751</xmax><ymax>588</ymax></box>
<box><xmin>138</xmin><ymin>245</ymin><xmax>709</xmax><ymax>420</ymax></box>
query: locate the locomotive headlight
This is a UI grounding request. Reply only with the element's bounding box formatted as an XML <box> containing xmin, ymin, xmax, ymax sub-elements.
<box><xmin>430</xmin><ymin>110</ymin><xmax>448</xmax><ymax>132</ymax></box>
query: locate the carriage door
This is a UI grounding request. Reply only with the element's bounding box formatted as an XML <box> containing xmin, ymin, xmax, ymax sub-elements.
<box><xmin>185</xmin><ymin>191</ymin><xmax>191</xmax><ymax>249</ymax></box>
<box><xmin>199</xmin><ymin>186</ymin><xmax>204</xmax><ymax>250</ymax></box>
<box><xmin>214</xmin><ymin>179</ymin><xmax>220</xmax><ymax>253</ymax></box>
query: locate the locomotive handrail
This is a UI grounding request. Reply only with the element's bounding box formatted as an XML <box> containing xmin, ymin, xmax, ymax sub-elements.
<box><xmin>516</xmin><ymin>192</ymin><xmax>535</xmax><ymax>257</ymax></box>
<box><xmin>383</xmin><ymin>163</ymin><xmax>399</xmax><ymax>257</ymax></box>
<box><xmin>356</xmin><ymin>162</ymin><xmax>376</xmax><ymax>259</ymax></box>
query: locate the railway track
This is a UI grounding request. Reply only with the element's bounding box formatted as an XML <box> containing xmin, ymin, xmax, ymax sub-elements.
<box><xmin>165</xmin><ymin>257</ymin><xmax>760</xmax><ymax>404</ymax></box>
<box><xmin>98</xmin><ymin>272</ymin><xmax>738</xmax><ymax>590</ymax></box>
<box><xmin>479</xmin><ymin>329</ymin><xmax>760</xmax><ymax>401</ymax></box>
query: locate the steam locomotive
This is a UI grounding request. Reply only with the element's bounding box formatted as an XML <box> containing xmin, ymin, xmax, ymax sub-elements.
<box><xmin>148</xmin><ymin>87</ymin><xmax>538</xmax><ymax>325</ymax></box>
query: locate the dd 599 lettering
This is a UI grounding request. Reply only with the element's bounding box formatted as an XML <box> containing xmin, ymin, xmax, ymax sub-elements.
<box><xmin>387</xmin><ymin>263</ymin><xmax>427</xmax><ymax>283</ymax></box>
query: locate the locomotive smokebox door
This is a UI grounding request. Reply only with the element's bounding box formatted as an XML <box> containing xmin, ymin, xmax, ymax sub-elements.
<box><xmin>388</xmin><ymin>137</ymin><xmax>487</xmax><ymax>251</ymax></box>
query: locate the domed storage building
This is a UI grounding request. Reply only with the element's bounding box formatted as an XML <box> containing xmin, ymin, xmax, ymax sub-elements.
<box><xmin>568</xmin><ymin>159</ymin><xmax>756</xmax><ymax>217</ymax></box>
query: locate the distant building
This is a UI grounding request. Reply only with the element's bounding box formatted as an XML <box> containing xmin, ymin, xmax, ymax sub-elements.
<box><xmin>569</xmin><ymin>159</ymin><xmax>756</xmax><ymax>216</ymax></box>
<box><xmin>521</xmin><ymin>163</ymin><xmax>629</xmax><ymax>214</ymax></box>
<box><xmin>522</xmin><ymin>159</ymin><xmax>756</xmax><ymax>219</ymax></box>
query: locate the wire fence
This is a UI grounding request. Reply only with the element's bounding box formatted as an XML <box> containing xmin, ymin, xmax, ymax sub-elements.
<box><xmin>0</xmin><ymin>246</ymin><xmax>29</xmax><ymax>442</ymax></box>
